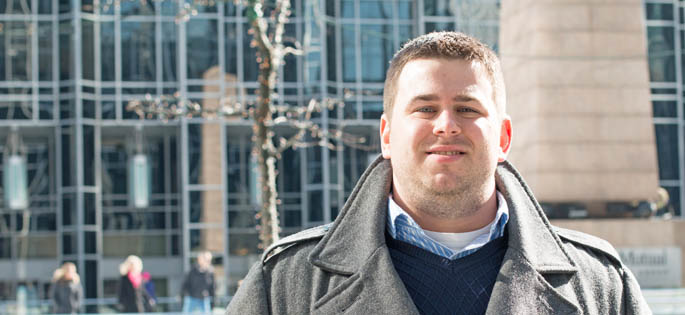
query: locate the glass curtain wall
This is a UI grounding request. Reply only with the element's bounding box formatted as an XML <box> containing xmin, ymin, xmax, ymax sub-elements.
<box><xmin>645</xmin><ymin>0</ymin><xmax>684</xmax><ymax>217</ymax></box>
<box><xmin>0</xmin><ymin>0</ymin><xmax>503</xmax><ymax>307</ymax></box>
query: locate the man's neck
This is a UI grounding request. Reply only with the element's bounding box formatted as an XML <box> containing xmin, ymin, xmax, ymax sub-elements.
<box><xmin>392</xmin><ymin>188</ymin><xmax>499</xmax><ymax>233</ymax></box>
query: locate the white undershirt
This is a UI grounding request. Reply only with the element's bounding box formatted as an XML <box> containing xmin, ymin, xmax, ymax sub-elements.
<box><xmin>422</xmin><ymin>218</ymin><xmax>496</xmax><ymax>253</ymax></box>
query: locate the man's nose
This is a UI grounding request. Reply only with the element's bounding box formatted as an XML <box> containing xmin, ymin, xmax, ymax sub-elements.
<box><xmin>433</xmin><ymin>110</ymin><xmax>460</xmax><ymax>136</ymax></box>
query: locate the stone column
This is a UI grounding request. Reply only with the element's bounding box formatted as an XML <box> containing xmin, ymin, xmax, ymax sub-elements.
<box><xmin>499</xmin><ymin>0</ymin><xmax>659</xmax><ymax>211</ymax></box>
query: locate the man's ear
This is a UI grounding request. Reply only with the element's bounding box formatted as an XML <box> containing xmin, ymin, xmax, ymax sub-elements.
<box><xmin>498</xmin><ymin>116</ymin><xmax>512</xmax><ymax>162</ymax></box>
<box><xmin>380</xmin><ymin>114</ymin><xmax>391</xmax><ymax>159</ymax></box>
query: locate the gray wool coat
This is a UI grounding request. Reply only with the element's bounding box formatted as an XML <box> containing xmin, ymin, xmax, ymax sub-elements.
<box><xmin>226</xmin><ymin>157</ymin><xmax>652</xmax><ymax>314</ymax></box>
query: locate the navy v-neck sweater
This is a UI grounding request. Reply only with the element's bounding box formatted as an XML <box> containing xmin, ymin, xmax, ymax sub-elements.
<box><xmin>386</xmin><ymin>233</ymin><xmax>508</xmax><ymax>315</ymax></box>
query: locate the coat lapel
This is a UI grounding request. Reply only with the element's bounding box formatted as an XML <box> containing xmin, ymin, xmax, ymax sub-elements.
<box><xmin>487</xmin><ymin>162</ymin><xmax>581</xmax><ymax>314</ymax></box>
<box><xmin>308</xmin><ymin>156</ymin><xmax>418</xmax><ymax>314</ymax></box>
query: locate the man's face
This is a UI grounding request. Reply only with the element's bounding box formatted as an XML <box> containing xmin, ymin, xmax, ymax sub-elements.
<box><xmin>380</xmin><ymin>58</ymin><xmax>511</xmax><ymax>216</ymax></box>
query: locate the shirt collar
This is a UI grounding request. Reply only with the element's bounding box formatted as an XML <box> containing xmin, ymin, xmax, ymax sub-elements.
<box><xmin>386</xmin><ymin>190</ymin><xmax>510</xmax><ymax>258</ymax></box>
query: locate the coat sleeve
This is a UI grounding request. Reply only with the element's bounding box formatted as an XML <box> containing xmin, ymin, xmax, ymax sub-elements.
<box><xmin>621</xmin><ymin>267</ymin><xmax>652</xmax><ymax>315</ymax></box>
<box><xmin>225</xmin><ymin>262</ymin><xmax>270</xmax><ymax>315</ymax></box>
<box><xmin>76</xmin><ymin>283</ymin><xmax>84</xmax><ymax>312</ymax></box>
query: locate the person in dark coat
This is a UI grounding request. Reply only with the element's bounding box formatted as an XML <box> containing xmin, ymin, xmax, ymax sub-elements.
<box><xmin>50</xmin><ymin>262</ymin><xmax>83</xmax><ymax>314</ymax></box>
<box><xmin>117</xmin><ymin>255</ymin><xmax>146</xmax><ymax>313</ymax></box>
<box><xmin>182</xmin><ymin>251</ymin><xmax>215</xmax><ymax>313</ymax></box>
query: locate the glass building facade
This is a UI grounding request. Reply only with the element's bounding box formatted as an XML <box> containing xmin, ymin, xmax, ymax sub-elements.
<box><xmin>0</xmin><ymin>0</ymin><xmax>679</xmax><ymax>310</ymax></box>
<box><xmin>0</xmin><ymin>0</ymin><xmax>501</xmax><ymax>309</ymax></box>
<box><xmin>645</xmin><ymin>0</ymin><xmax>685</xmax><ymax>217</ymax></box>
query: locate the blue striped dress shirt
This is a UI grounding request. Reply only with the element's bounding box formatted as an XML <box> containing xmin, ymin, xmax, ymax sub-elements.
<box><xmin>386</xmin><ymin>191</ymin><xmax>509</xmax><ymax>260</ymax></box>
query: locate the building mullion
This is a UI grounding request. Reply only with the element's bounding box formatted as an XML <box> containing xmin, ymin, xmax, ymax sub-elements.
<box><xmin>671</xmin><ymin>0</ymin><xmax>685</xmax><ymax>217</ymax></box>
<box><xmin>354</xmin><ymin>0</ymin><xmax>362</xmax><ymax>120</ymax></box>
<box><xmin>180</xmin><ymin>119</ymin><xmax>191</xmax><ymax>273</ymax></box>
<box><xmin>156</xmin><ymin>2</ymin><xmax>163</xmax><ymax>96</ymax></box>
<box><xmin>219</xmin><ymin>117</ymin><xmax>229</xmax><ymax>297</ymax></box>
<box><xmin>114</xmin><ymin>1</ymin><xmax>122</xmax><ymax>121</ymax></box>
<box><xmin>317</xmin><ymin>0</ymin><xmax>331</xmax><ymax>224</ymax></box>
<box><xmin>69</xmin><ymin>0</ymin><xmax>86</xmax><ymax>292</ymax></box>
<box><xmin>31</xmin><ymin>0</ymin><xmax>39</xmax><ymax>120</ymax></box>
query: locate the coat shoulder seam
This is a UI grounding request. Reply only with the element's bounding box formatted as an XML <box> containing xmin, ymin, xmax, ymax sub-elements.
<box><xmin>552</xmin><ymin>226</ymin><xmax>623</xmax><ymax>268</ymax></box>
<box><xmin>262</xmin><ymin>223</ymin><xmax>331</xmax><ymax>264</ymax></box>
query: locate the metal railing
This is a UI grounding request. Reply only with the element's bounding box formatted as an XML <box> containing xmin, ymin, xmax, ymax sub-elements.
<box><xmin>644</xmin><ymin>288</ymin><xmax>685</xmax><ymax>315</ymax></box>
<box><xmin>0</xmin><ymin>296</ymin><xmax>231</xmax><ymax>314</ymax></box>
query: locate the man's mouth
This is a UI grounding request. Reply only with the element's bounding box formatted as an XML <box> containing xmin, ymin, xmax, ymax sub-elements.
<box><xmin>428</xmin><ymin>151</ymin><xmax>465</xmax><ymax>156</ymax></box>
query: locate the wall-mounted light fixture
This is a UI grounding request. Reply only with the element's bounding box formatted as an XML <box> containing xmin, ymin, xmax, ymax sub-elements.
<box><xmin>3</xmin><ymin>127</ymin><xmax>28</xmax><ymax>210</ymax></box>
<box><xmin>129</xmin><ymin>125</ymin><xmax>150</xmax><ymax>208</ymax></box>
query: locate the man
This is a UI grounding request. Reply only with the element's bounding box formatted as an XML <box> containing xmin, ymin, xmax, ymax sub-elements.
<box><xmin>182</xmin><ymin>251</ymin><xmax>215</xmax><ymax>313</ymax></box>
<box><xmin>227</xmin><ymin>32</ymin><xmax>650</xmax><ymax>314</ymax></box>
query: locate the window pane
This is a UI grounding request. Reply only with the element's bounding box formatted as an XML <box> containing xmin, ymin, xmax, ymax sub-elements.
<box><xmin>39</xmin><ymin>1</ymin><xmax>52</xmax><ymax>14</ymax></box>
<box><xmin>190</xmin><ymin>228</ymin><xmax>224</xmax><ymax>253</ymax></box>
<box><xmin>228</xmin><ymin>209</ymin><xmax>257</xmax><ymax>228</ymax></box>
<box><xmin>342</xmin><ymin>25</ymin><xmax>356</xmax><ymax>82</ymax></box>
<box><xmin>424</xmin><ymin>0</ymin><xmax>454</xmax><ymax>16</ymax></box>
<box><xmin>342</xmin><ymin>0</ymin><xmax>354</xmax><ymax>18</ymax></box>
<box><xmin>360</xmin><ymin>0</ymin><xmax>393</xmax><ymax>19</ymax></box>
<box><xmin>121</xmin><ymin>0</ymin><xmax>155</xmax><ymax>16</ymax></box>
<box><xmin>38</xmin><ymin>22</ymin><xmax>53</xmax><ymax>81</ymax></box>
<box><xmin>308</xmin><ymin>190</ymin><xmax>323</xmax><ymax>222</ymax></box>
<box><xmin>85</xmin><ymin>261</ymin><xmax>98</xmax><ymax>299</ymax></box>
<box><xmin>280</xmin><ymin>148</ymin><xmax>300</xmax><ymax>193</ymax></box>
<box><xmin>360</xmin><ymin>25</ymin><xmax>393</xmax><ymax>82</ymax></box>
<box><xmin>83</xmin><ymin>125</ymin><xmax>95</xmax><ymax>186</ymax></box>
<box><xmin>61</xmin><ymin>126</ymin><xmax>76</xmax><ymax>187</ymax></box>
<box><xmin>82</xmin><ymin>20</ymin><xmax>95</xmax><ymax>80</ymax></box>
<box><xmin>0</xmin><ymin>101</ymin><xmax>31</xmax><ymax>120</ymax></box>
<box><xmin>243</xmin><ymin>23</ymin><xmax>258</xmax><ymax>81</ymax></box>
<box><xmin>187</xmin><ymin>19</ymin><xmax>218</xmax><ymax>79</ymax></box>
<box><xmin>84</xmin><ymin>193</ymin><xmax>96</xmax><ymax>225</ymax></box>
<box><xmin>103</xmin><ymin>234</ymin><xmax>168</xmax><ymax>256</ymax></box>
<box><xmin>307</xmin><ymin>146</ymin><xmax>322</xmax><ymax>184</ymax></box>
<box><xmin>62</xmin><ymin>233</ymin><xmax>76</xmax><ymax>255</ymax></box>
<box><xmin>326</xmin><ymin>24</ymin><xmax>337</xmax><ymax>81</ymax></box>
<box><xmin>647</xmin><ymin>26</ymin><xmax>676</xmax><ymax>82</ymax></box>
<box><xmin>0</xmin><ymin>0</ymin><xmax>31</xmax><ymax>14</ymax></box>
<box><xmin>85</xmin><ymin>231</ymin><xmax>96</xmax><ymax>254</ymax></box>
<box><xmin>398</xmin><ymin>0</ymin><xmax>413</xmax><ymax>19</ymax></box>
<box><xmin>2</xmin><ymin>22</ymin><xmax>32</xmax><ymax>81</ymax></box>
<box><xmin>60</xmin><ymin>20</ymin><xmax>73</xmax><ymax>80</ymax></box>
<box><xmin>162</xmin><ymin>22</ymin><xmax>178</xmax><ymax>81</ymax></box>
<box><xmin>652</xmin><ymin>100</ymin><xmax>676</xmax><ymax>118</ymax></box>
<box><xmin>62</xmin><ymin>193</ymin><xmax>76</xmax><ymax>226</ymax></box>
<box><xmin>122</xmin><ymin>22</ymin><xmax>156</xmax><ymax>81</ymax></box>
<box><xmin>189</xmin><ymin>190</ymin><xmax>223</xmax><ymax>223</ymax></box>
<box><xmin>654</xmin><ymin>124</ymin><xmax>679</xmax><ymax>180</ymax></box>
<box><xmin>224</xmin><ymin>23</ymin><xmax>238</xmax><ymax>77</ymax></box>
<box><xmin>646</xmin><ymin>3</ymin><xmax>674</xmax><ymax>21</ymax></box>
<box><xmin>101</xmin><ymin>22</ymin><xmax>115</xmax><ymax>81</ymax></box>
<box><xmin>228</xmin><ymin>232</ymin><xmax>258</xmax><ymax>255</ymax></box>
<box><xmin>425</xmin><ymin>22</ymin><xmax>455</xmax><ymax>33</ymax></box>
<box><xmin>362</xmin><ymin>101</ymin><xmax>382</xmax><ymax>119</ymax></box>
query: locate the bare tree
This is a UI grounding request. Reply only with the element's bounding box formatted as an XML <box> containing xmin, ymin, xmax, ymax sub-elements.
<box><xmin>127</xmin><ymin>0</ymin><xmax>373</xmax><ymax>250</ymax></box>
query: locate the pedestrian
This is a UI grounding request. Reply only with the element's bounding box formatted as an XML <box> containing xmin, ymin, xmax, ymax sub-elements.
<box><xmin>226</xmin><ymin>31</ymin><xmax>651</xmax><ymax>314</ymax></box>
<box><xmin>50</xmin><ymin>262</ymin><xmax>83</xmax><ymax>314</ymax></box>
<box><xmin>142</xmin><ymin>271</ymin><xmax>156</xmax><ymax>312</ymax></box>
<box><xmin>117</xmin><ymin>255</ymin><xmax>146</xmax><ymax>313</ymax></box>
<box><xmin>181</xmin><ymin>251</ymin><xmax>215</xmax><ymax>313</ymax></box>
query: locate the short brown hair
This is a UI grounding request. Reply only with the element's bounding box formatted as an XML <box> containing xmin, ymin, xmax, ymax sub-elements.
<box><xmin>383</xmin><ymin>31</ymin><xmax>506</xmax><ymax>118</ymax></box>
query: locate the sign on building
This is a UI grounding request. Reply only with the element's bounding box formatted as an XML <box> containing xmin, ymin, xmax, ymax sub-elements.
<box><xmin>618</xmin><ymin>247</ymin><xmax>681</xmax><ymax>288</ymax></box>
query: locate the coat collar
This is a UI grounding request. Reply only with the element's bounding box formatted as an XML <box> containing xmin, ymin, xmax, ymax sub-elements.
<box><xmin>309</xmin><ymin>156</ymin><xmax>581</xmax><ymax>314</ymax></box>
<box><xmin>308</xmin><ymin>155</ymin><xmax>392</xmax><ymax>275</ymax></box>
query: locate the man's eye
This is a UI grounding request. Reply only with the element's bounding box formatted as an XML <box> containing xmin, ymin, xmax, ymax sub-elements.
<box><xmin>457</xmin><ymin>107</ymin><xmax>478</xmax><ymax>113</ymax></box>
<box><xmin>416</xmin><ymin>107</ymin><xmax>435</xmax><ymax>113</ymax></box>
